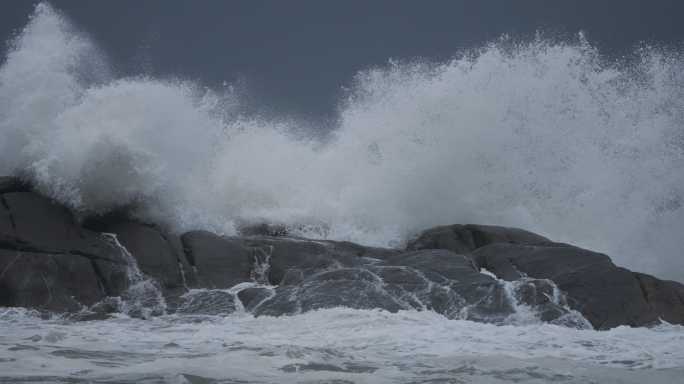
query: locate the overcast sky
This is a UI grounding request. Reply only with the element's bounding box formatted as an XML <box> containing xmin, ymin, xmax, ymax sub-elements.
<box><xmin>2</xmin><ymin>1</ymin><xmax>684</xmax><ymax>118</ymax></box>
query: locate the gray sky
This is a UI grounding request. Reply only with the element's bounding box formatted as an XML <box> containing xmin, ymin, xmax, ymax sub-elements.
<box><xmin>2</xmin><ymin>0</ymin><xmax>684</xmax><ymax>119</ymax></box>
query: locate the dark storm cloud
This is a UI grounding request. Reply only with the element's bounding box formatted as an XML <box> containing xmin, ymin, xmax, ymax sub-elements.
<box><xmin>2</xmin><ymin>0</ymin><xmax>684</xmax><ymax>118</ymax></box>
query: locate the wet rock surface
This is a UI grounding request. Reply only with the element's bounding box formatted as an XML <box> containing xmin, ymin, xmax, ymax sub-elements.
<box><xmin>473</xmin><ymin>242</ymin><xmax>684</xmax><ymax>330</ymax></box>
<box><xmin>1</xmin><ymin>192</ymin><xmax>120</xmax><ymax>261</ymax></box>
<box><xmin>0</xmin><ymin>176</ymin><xmax>682</xmax><ymax>329</ymax></box>
<box><xmin>407</xmin><ymin>223</ymin><xmax>550</xmax><ymax>254</ymax></box>
<box><xmin>181</xmin><ymin>231</ymin><xmax>253</xmax><ymax>289</ymax></box>
<box><xmin>106</xmin><ymin>222</ymin><xmax>185</xmax><ymax>293</ymax></box>
<box><xmin>0</xmin><ymin>249</ymin><xmax>105</xmax><ymax>312</ymax></box>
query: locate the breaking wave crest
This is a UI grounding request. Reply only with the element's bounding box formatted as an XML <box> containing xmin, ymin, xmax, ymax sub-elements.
<box><xmin>1</xmin><ymin>3</ymin><xmax>683</xmax><ymax>280</ymax></box>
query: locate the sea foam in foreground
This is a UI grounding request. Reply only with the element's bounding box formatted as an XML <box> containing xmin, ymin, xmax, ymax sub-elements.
<box><xmin>1</xmin><ymin>307</ymin><xmax>684</xmax><ymax>383</ymax></box>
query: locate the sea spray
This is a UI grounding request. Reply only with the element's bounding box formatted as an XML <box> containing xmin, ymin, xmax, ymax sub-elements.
<box><xmin>1</xmin><ymin>3</ymin><xmax>683</xmax><ymax>281</ymax></box>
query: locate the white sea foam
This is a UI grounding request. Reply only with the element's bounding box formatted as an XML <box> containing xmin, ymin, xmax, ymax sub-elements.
<box><xmin>1</xmin><ymin>307</ymin><xmax>683</xmax><ymax>383</ymax></box>
<box><xmin>1</xmin><ymin>3</ymin><xmax>683</xmax><ymax>281</ymax></box>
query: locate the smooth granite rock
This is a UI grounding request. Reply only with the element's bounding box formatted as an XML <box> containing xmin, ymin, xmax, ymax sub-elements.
<box><xmin>1</xmin><ymin>192</ymin><xmax>119</xmax><ymax>262</ymax></box>
<box><xmin>243</xmin><ymin>237</ymin><xmax>371</xmax><ymax>286</ymax></box>
<box><xmin>473</xmin><ymin>242</ymin><xmax>684</xmax><ymax>330</ymax></box>
<box><xmin>0</xmin><ymin>249</ymin><xmax>106</xmax><ymax>313</ymax></box>
<box><xmin>105</xmin><ymin>222</ymin><xmax>185</xmax><ymax>292</ymax></box>
<box><xmin>407</xmin><ymin>223</ymin><xmax>550</xmax><ymax>253</ymax></box>
<box><xmin>250</xmin><ymin>247</ymin><xmax>573</xmax><ymax>325</ymax></box>
<box><xmin>237</xmin><ymin>287</ymin><xmax>274</xmax><ymax>312</ymax></box>
<box><xmin>181</xmin><ymin>231</ymin><xmax>253</xmax><ymax>289</ymax></box>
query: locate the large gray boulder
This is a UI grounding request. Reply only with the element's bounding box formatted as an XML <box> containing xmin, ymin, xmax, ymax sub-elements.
<box><xmin>105</xmin><ymin>222</ymin><xmax>185</xmax><ymax>293</ymax></box>
<box><xmin>0</xmin><ymin>178</ymin><xmax>161</xmax><ymax>317</ymax></box>
<box><xmin>407</xmin><ymin>223</ymin><xmax>550</xmax><ymax>253</ymax></box>
<box><xmin>0</xmin><ymin>249</ymin><xmax>106</xmax><ymax>314</ymax></box>
<box><xmin>0</xmin><ymin>180</ymin><xmax>127</xmax><ymax>317</ymax></box>
<box><xmin>181</xmin><ymin>231</ymin><xmax>253</xmax><ymax>289</ymax></box>
<box><xmin>473</xmin><ymin>242</ymin><xmax>684</xmax><ymax>330</ymax></box>
<box><xmin>0</xmin><ymin>192</ymin><xmax>119</xmax><ymax>262</ymax></box>
<box><xmin>242</xmin><ymin>236</ymin><xmax>370</xmax><ymax>285</ymax></box>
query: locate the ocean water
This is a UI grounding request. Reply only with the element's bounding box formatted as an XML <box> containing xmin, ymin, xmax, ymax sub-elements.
<box><xmin>1</xmin><ymin>307</ymin><xmax>684</xmax><ymax>383</ymax></box>
<box><xmin>1</xmin><ymin>3</ymin><xmax>684</xmax><ymax>382</ymax></box>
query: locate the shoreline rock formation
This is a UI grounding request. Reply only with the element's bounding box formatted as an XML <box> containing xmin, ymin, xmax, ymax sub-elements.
<box><xmin>1</xmin><ymin>176</ymin><xmax>683</xmax><ymax>330</ymax></box>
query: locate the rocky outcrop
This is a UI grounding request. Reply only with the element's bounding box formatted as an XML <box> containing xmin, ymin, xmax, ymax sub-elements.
<box><xmin>472</xmin><ymin>242</ymin><xmax>684</xmax><ymax>330</ymax></box>
<box><xmin>181</xmin><ymin>231</ymin><xmax>253</xmax><ymax>289</ymax></box>
<box><xmin>0</xmin><ymin>177</ymin><xmax>190</xmax><ymax>317</ymax></box>
<box><xmin>407</xmin><ymin>223</ymin><xmax>550</xmax><ymax>253</ymax></box>
<box><xmin>0</xmin><ymin>191</ymin><xmax>120</xmax><ymax>261</ymax></box>
<box><xmin>106</xmin><ymin>222</ymin><xmax>185</xmax><ymax>294</ymax></box>
<box><xmin>245</xmin><ymin>246</ymin><xmax>580</xmax><ymax>326</ymax></box>
<box><xmin>0</xmin><ymin>177</ymin><xmax>124</xmax><ymax>318</ymax></box>
<box><xmin>0</xmin><ymin>176</ymin><xmax>682</xmax><ymax>329</ymax></box>
<box><xmin>0</xmin><ymin>250</ymin><xmax>105</xmax><ymax>313</ymax></box>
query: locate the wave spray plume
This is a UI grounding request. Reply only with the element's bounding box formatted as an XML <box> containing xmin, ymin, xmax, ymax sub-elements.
<box><xmin>1</xmin><ymin>3</ymin><xmax>683</xmax><ymax>281</ymax></box>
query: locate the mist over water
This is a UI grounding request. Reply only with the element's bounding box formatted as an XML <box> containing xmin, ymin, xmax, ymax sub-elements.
<box><xmin>1</xmin><ymin>4</ymin><xmax>683</xmax><ymax>281</ymax></box>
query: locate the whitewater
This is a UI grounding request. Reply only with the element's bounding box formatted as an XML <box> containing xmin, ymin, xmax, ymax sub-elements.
<box><xmin>1</xmin><ymin>3</ymin><xmax>684</xmax><ymax>383</ymax></box>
